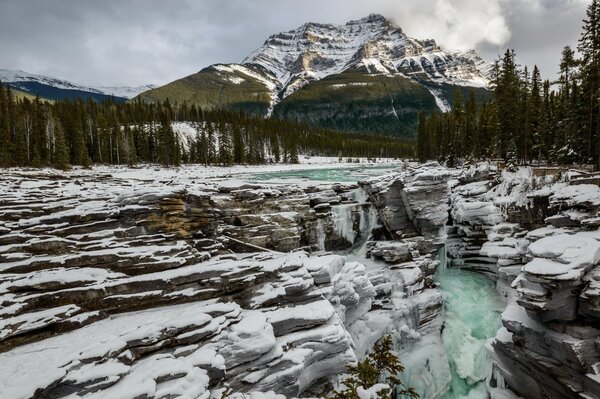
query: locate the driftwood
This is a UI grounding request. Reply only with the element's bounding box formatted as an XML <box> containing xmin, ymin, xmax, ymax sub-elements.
<box><xmin>222</xmin><ymin>235</ymin><xmax>283</xmax><ymax>253</ymax></box>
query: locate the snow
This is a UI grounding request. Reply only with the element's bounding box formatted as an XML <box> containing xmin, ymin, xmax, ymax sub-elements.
<box><xmin>550</xmin><ymin>184</ymin><xmax>600</xmax><ymax>207</ymax></box>
<box><xmin>356</xmin><ymin>383</ymin><xmax>391</xmax><ymax>399</ymax></box>
<box><xmin>0</xmin><ymin>304</ymin><xmax>81</xmax><ymax>340</ymax></box>
<box><xmin>265</xmin><ymin>300</ymin><xmax>335</xmax><ymax>325</ymax></box>
<box><xmin>0</xmin><ymin>69</ymin><xmax>154</xmax><ymax>99</ymax></box>
<box><xmin>242</xmin><ymin>14</ymin><xmax>490</xmax><ymax>102</ymax></box>
<box><xmin>0</xmin><ymin>301</ymin><xmax>222</xmax><ymax>399</ymax></box>
<box><xmin>0</xmin><ymin>267</ymin><xmax>125</xmax><ymax>293</ymax></box>
<box><xmin>524</xmin><ymin>233</ymin><xmax>600</xmax><ymax>279</ymax></box>
<box><xmin>426</xmin><ymin>86</ymin><xmax>452</xmax><ymax>112</ymax></box>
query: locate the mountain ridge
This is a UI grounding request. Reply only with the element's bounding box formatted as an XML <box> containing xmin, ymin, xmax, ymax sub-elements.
<box><xmin>137</xmin><ymin>14</ymin><xmax>492</xmax><ymax>137</ymax></box>
<box><xmin>0</xmin><ymin>69</ymin><xmax>155</xmax><ymax>101</ymax></box>
<box><xmin>242</xmin><ymin>13</ymin><xmax>491</xmax><ymax>100</ymax></box>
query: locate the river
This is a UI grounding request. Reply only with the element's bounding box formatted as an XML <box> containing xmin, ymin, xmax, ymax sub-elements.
<box><xmin>246</xmin><ymin>166</ymin><xmax>507</xmax><ymax>399</ymax></box>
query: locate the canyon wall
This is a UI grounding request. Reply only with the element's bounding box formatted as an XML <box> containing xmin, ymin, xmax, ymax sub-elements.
<box><xmin>448</xmin><ymin>164</ymin><xmax>600</xmax><ymax>399</ymax></box>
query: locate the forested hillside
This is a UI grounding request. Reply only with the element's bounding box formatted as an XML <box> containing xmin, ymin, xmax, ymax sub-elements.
<box><xmin>0</xmin><ymin>86</ymin><xmax>413</xmax><ymax>169</ymax></box>
<box><xmin>138</xmin><ymin>14</ymin><xmax>492</xmax><ymax>138</ymax></box>
<box><xmin>417</xmin><ymin>0</ymin><xmax>600</xmax><ymax>168</ymax></box>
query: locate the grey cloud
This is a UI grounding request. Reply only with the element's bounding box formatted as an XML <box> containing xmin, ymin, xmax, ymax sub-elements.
<box><xmin>0</xmin><ymin>0</ymin><xmax>589</xmax><ymax>86</ymax></box>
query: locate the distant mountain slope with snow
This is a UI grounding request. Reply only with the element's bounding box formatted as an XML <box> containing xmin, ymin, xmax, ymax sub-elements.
<box><xmin>0</xmin><ymin>69</ymin><xmax>155</xmax><ymax>102</ymax></box>
<box><xmin>243</xmin><ymin>14</ymin><xmax>491</xmax><ymax>97</ymax></box>
<box><xmin>138</xmin><ymin>14</ymin><xmax>491</xmax><ymax>137</ymax></box>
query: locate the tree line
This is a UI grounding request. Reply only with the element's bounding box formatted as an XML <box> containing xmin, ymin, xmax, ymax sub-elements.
<box><xmin>417</xmin><ymin>0</ymin><xmax>600</xmax><ymax>168</ymax></box>
<box><xmin>0</xmin><ymin>87</ymin><xmax>414</xmax><ymax>169</ymax></box>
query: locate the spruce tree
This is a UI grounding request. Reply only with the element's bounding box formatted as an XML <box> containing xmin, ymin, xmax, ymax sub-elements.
<box><xmin>495</xmin><ymin>50</ymin><xmax>521</xmax><ymax>161</ymax></box>
<box><xmin>52</xmin><ymin>116</ymin><xmax>70</xmax><ymax>170</ymax></box>
<box><xmin>218</xmin><ymin>125</ymin><xmax>233</xmax><ymax>165</ymax></box>
<box><xmin>416</xmin><ymin>113</ymin><xmax>428</xmax><ymax>162</ymax></box>
<box><xmin>578</xmin><ymin>0</ymin><xmax>600</xmax><ymax>164</ymax></box>
<box><xmin>529</xmin><ymin>66</ymin><xmax>544</xmax><ymax>160</ymax></box>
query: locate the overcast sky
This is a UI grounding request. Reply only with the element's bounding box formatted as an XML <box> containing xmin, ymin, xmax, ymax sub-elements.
<box><xmin>0</xmin><ymin>0</ymin><xmax>589</xmax><ymax>87</ymax></box>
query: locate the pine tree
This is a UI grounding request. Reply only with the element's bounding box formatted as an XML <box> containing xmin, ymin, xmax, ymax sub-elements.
<box><xmin>529</xmin><ymin>66</ymin><xmax>544</xmax><ymax>160</ymax></box>
<box><xmin>452</xmin><ymin>89</ymin><xmax>465</xmax><ymax>160</ymax></box>
<box><xmin>578</xmin><ymin>0</ymin><xmax>600</xmax><ymax>164</ymax></box>
<box><xmin>495</xmin><ymin>50</ymin><xmax>521</xmax><ymax>161</ymax></box>
<box><xmin>518</xmin><ymin>66</ymin><xmax>531</xmax><ymax>163</ymax></box>
<box><xmin>232</xmin><ymin>125</ymin><xmax>245</xmax><ymax>164</ymax></box>
<box><xmin>52</xmin><ymin>116</ymin><xmax>70</xmax><ymax>170</ymax></box>
<box><xmin>218</xmin><ymin>125</ymin><xmax>233</xmax><ymax>165</ymax></box>
<box><xmin>0</xmin><ymin>82</ymin><xmax>9</xmax><ymax>166</ymax></box>
<box><xmin>464</xmin><ymin>91</ymin><xmax>478</xmax><ymax>159</ymax></box>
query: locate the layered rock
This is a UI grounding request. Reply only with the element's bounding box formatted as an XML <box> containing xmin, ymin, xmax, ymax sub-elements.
<box><xmin>0</xmin><ymin>168</ymin><xmax>386</xmax><ymax>398</ymax></box>
<box><xmin>447</xmin><ymin>164</ymin><xmax>600</xmax><ymax>399</ymax></box>
<box><xmin>358</xmin><ymin>162</ymin><xmax>454</xmax><ymax>397</ymax></box>
<box><xmin>362</xmin><ymin>162</ymin><xmax>452</xmax><ymax>242</ymax></box>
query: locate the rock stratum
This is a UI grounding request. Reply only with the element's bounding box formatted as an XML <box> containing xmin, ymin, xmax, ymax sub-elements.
<box><xmin>0</xmin><ymin>165</ymin><xmax>452</xmax><ymax>398</ymax></box>
<box><xmin>448</xmin><ymin>164</ymin><xmax>600</xmax><ymax>399</ymax></box>
<box><xmin>1</xmin><ymin>163</ymin><xmax>599</xmax><ymax>399</ymax></box>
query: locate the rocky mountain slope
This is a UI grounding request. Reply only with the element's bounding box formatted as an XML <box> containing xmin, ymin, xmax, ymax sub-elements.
<box><xmin>138</xmin><ymin>14</ymin><xmax>492</xmax><ymax>137</ymax></box>
<box><xmin>0</xmin><ymin>69</ymin><xmax>155</xmax><ymax>102</ymax></box>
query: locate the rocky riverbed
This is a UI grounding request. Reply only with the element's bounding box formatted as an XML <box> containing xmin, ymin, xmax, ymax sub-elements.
<box><xmin>0</xmin><ymin>163</ymin><xmax>599</xmax><ymax>399</ymax></box>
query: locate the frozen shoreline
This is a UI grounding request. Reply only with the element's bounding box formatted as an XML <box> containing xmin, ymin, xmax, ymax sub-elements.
<box><xmin>1</xmin><ymin>157</ymin><xmax>403</xmax><ymax>186</ymax></box>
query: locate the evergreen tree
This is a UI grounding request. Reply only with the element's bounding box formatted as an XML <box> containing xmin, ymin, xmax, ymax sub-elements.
<box><xmin>464</xmin><ymin>90</ymin><xmax>478</xmax><ymax>159</ymax></box>
<box><xmin>52</xmin><ymin>116</ymin><xmax>70</xmax><ymax>170</ymax></box>
<box><xmin>218</xmin><ymin>125</ymin><xmax>233</xmax><ymax>165</ymax></box>
<box><xmin>232</xmin><ymin>125</ymin><xmax>245</xmax><ymax>164</ymax></box>
<box><xmin>529</xmin><ymin>66</ymin><xmax>544</xmax><ymax>160</ymax></box>
<box><xmin>578</xmin><ymin>0</ymin><xmax>600</xmax><ymax>163</ymax></box>
<box><xmin>496</xmin><ymin>49</ymin><xmax>521</xmax><ymax>161</ymax></box>
<box><xmin>331</xmin><ymin>335</ymin><xmax>419</xmax><ymax>399</ymax></box>
<box><xmin>0</xmin><ymin>82</ymin><xmax>9</xmax><ymax>166</ymax></box>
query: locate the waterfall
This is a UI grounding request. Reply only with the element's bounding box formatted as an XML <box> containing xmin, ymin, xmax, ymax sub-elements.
<box><xmin>331</xmin><ymin>188</ymin><xmax>379</xmax><ymax>250</ymax></box>
<box><xmin>353</xmin><ymin>189</ymin><xmax>379</xmax><ymax>255</ymax></box>
<box><xmin>359</xmin><ymin>204</ymin><xmax>378</xmax><ymax>237</ymax></box>
<box><xmin>332</xmin><ymin>204</ymin><xmax>356</xmax><ymax>244</ymax></box>
<box><xmin>316</xmin><ymin>218</ymin><xmax>326</xmax><ymax>251</ymax></box>
<box><xmin>438</xmin><ymin>243</ymin><xmax>448</xmax><ymax>274</ymax></box>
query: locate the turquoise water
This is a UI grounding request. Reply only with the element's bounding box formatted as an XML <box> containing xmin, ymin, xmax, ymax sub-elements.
<box><xmin>250</xmin><ymin>165</ymin><xmax>398</xmax><ymax>183</ymax></box>
<box><xmin>249</xmin><ymin>167</ymin><xmax>505</xmax><ymax>398</ymax></box>
<box><xmin>438</xmin><ymin>269</ymin><xmax>504</xmax><ymax>398</ymax></box>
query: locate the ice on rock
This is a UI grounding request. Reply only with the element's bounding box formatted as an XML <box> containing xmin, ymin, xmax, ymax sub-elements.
<box><xmin>331</xmin><ymin>261</ymin><xmax>376</xmax><ymax>325</ymax></box>
<box><xmin>332</xmin><ymin>204</ymin><xmax>357</xmax><ymax>244</ymax></box>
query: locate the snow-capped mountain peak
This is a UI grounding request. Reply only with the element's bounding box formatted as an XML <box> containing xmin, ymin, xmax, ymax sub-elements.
<box><xmin>0</xmin><ymin>69</ymin><xmax>155</xmax><ymax>99</ymax></box>
<box><xmin>242</xmin><ymin>14</ymin><xmax>491</xmax><ymax>98</ymax></box>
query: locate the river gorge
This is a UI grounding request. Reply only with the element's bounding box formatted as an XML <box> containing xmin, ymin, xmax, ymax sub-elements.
<box><xmin>0</xmin><ymin>162</ymin><xmax>599</xmax><ymax>399</ymax></box>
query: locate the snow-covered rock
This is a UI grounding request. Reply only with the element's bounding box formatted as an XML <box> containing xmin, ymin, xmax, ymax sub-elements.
<box><xmin>447</xmin><ymin>164</ymin><xmax>600</xmax><ymax>399</ymax></box>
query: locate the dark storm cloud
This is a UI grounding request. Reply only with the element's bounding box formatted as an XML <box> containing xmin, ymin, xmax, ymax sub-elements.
<box><xmin>0</xmin><ymin>0</ymin><xmax>589</xmax><ymax>86</ymax></box>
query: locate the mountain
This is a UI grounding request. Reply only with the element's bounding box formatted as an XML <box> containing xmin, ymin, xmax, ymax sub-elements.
<box><xmin>138</xmin><ymin>14</ymin><xmax>492</xmax><ymax>137</ymax></box>
<box><xmin>0</xmin><ymin>69</ymin><xmax>155</xmax><ymax>102</ymax></box>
